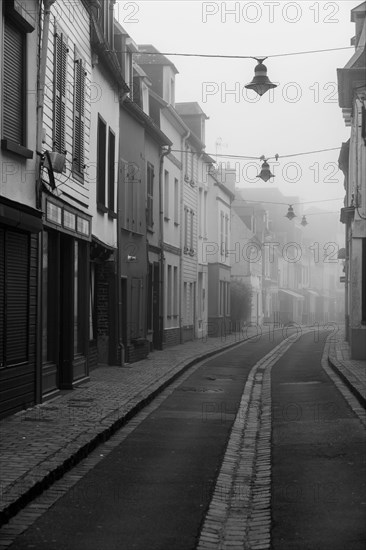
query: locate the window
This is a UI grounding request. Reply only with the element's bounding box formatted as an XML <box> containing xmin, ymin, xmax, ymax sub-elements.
<box><xmin>2</xmin><ymin>20</ymin><xmax>25</xmax><ymax>147</ymax></box>
<box><xmin>99</xmin><ymin>0</ymin><xmax>114</xmax><ymax>47</ymax></box>
<box><xmin>131</xmin><ymin>278</ymin><xmax>143</xmax><ymax>338</ymax></box>
<box><xmin>225</xmin><ymin>215</ymin><xmax>229</xmax><ymax>257</ymax></box>
<box><xmin>184</xmin><ymin>207</ymin><xmax>188</xmax><ymax>251</ymax></box>
<box><xmin>108</xmin><ymin>129</ymin><xmax>115</xmax><ymax>212</ymax></box>
<box><xmin>190</xmin><ymin>210</ymin><xmax>194</xmax><ymax>253</ymax></box>
<box><xmin>167</xmin><ymin>265</ymin><xmax>172</xmax><ymax>316</ymax></box>
<box><xmin>189</xmin><ymin>282</ymin><xmax>195</xmax><ymax>324</ymax></box>
<box><xmin>220</xmin><ymin>212</ymin><xmax>224</xmax><ymax>256</ymax></box>
<box><xmin>73</xmin><ymin>55</ymin><xmax>85</xmax><ymax>177</ymax></box>
<box><xmin>164</xmin><ymin>170</ymin><xmax>169</xmax><ymax>218</ymax></box>
<box><xmin>170</xmin><ymin>78</ymin><xmax>175</xmax><ymax>106</ymax></box>
<box><xmin>53</xmin><ymin>27</ymin><xmax>68</xmax><ymax>154</ymax></box>
<box><xmin>203</xmin><ymin>191</ymin><xmax>207</xmax><ymax>237</ymax></box>
<box><xmin>97</xmin><ymin>115</ymin><xmax>107</xmax><ymax>209</ymax></box>
<box><xmin>226</xmin><ymin>282</ymin><xmax>230</xmax><ymax>315</ymax></box>
<box><xmin>173</xmin><ymin>266</ymin><xmax>178</xmax><ymax>316</ymax></box>
<box><xmin>42</xmin><ymin>231</ymin><xmax>58</xmax><ymax>364</ymax></box>
<box><xmin>147</xmin><ymin>162</ymin><xmax>154</xmax><ymax>228</ymax></box>
<box><xmin>174</xmin><ymin>178</ymin><xmax>179</xmax><ymax>223</ymax></box>
<box><xmin>198</xmin><ymin>188</ymin><xmax>203</xmax><ymax>236</ymax></box>
<box><xmin>183</xmin><ymin>282</ymin><xmax>188</xmax><ymax>324</ymax></box>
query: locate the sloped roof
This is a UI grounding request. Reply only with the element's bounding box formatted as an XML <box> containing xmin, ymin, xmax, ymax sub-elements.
<box><xmin>136</xmin><ymin>44</ymin><xmax>179</xmax><ymax>74</ymax></box>
<box><xmin>175</xmin><ymin>102</ymin><xmax>209</xmax><ymax>119</ymax></box>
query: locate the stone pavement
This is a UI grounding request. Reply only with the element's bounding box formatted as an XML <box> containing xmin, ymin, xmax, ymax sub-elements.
<box><xmin>327</xmin><ymin>330</ymin><xmax>366</xmax><ymax>407</ymax></box>
<box><xmin>0</xmin><ymin>325</ymin><xmax>364</xmax><ymax>532</ymax></box>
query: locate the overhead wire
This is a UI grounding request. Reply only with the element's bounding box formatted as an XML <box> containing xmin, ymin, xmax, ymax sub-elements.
<box><xmin>170</xmin><ymin>147</ymin><xmax>341</xmax><ymax>160</ymax></box>
<box><xmin>123</xmin><ymin>46</ymin><xmax>354</xmax><ymax>60</ymax></box>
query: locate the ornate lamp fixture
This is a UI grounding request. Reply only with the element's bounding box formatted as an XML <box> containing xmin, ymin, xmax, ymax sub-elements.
<box><xmin>257</xmin><ymin>159</ymin><xmax>275</xmax><ymax>182</ymax></box>
<box><xmin>300</xmin><ymin>215</ymin><xmax>308</xmax><ymax>226</ymax></box>
<box><xmin>245</xmin><ymin>58</ymin><xmax>277</xmax><ymax>97</ymax></box>
<box><xmin>285</xmin><ymin>205</ymin><xmax>296</xmax><ymax>221</ymax></box>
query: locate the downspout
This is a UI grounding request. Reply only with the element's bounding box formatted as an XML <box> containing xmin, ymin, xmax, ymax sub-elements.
<box><xmin>180</xmin><ymin>129</ymin><xmax>190</xmax><ymax>343</ymax></box>
<box><xmin>35</xmin><ymin>0</ymin><xmax>55</xmax><ymax>403</ymax></box>
<box><xmin>36</xmin><ymin>0</ymin><xmax>56</xmax><ymax>208</ymax></box>
<box><xmin>159</xmin><ymin>145</ymin><xmax>171</xmax><ymax>349</ymax></box>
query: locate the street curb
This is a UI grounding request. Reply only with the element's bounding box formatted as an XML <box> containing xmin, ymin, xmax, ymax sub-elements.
<box><xmin>327</xmin><ymin>355</ymin><xmax>366</xmax><ymax>409</ymax></box>
<box><xmin>0</xmin><ymin>333</ymin><xmax>255</xmax><ymax>528</ymax></box>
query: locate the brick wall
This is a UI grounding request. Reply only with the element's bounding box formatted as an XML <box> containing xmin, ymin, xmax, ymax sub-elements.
<box><xmin>163</xmin><ymin>328</ymin><xmax>181</xmax><ymax>348</ymax></box>
<box><xmin>126</xmin><ymin>340</ymin><xmax>150</xmax><ymax>363</ymax></box>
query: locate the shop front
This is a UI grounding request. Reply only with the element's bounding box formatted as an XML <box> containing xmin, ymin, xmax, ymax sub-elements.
<box><xmin>41</xmin><ymin>195</ymin><xmax>91</xmax><ymax>398</ymax></box>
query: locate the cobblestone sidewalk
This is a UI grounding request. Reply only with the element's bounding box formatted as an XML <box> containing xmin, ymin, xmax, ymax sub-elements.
<box><xmin>327</xmin><ymin>330</ymin><xmax>366</xmax><ymax>407</ymax></box>
<box><xmin>0</xmin><ymin>330</ymin><xmax>257</xmax><ymax>527</ymax></box>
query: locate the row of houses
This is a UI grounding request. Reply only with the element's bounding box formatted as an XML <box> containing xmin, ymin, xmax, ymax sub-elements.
<box><xmin>337</xmin><ymin>1</ymin><xmax>366</xmax><ymax>360</ymax></box>
<box><xmin>0</xmin><ymin>0</ymin><xmax>345</xmax><ymax>419</ymax></box>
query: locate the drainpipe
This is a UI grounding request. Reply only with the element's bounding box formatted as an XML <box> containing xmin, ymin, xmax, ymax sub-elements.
<box><xmin>36</xmin><ymin>0</ymin><xmax>56</xmax><ymax>208</ymax></box>
<box><xmin>159</xmin><ymin>145</ymin><xmax>171</xmax><ymax>349</ymax></box>
<box><xmin>180</xmin><ymin>129</ymin><xmax>191</xmax><ymax>343</ymax></box>
<box><xmin>35</xmin><ymin>0</ymin><xmax>56</xmax><ymax>403</ymax></box>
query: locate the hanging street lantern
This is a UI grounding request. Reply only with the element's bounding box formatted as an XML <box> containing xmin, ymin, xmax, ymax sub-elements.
<box><xmin>300</xmin><ymin>215</ymin><xmax>308</xmax><ymax>227</ymax></box>
<box><xmin>245</xmin><ymin>58</ymin><xmax>277</xmax><ymax>97</ymax></box>
<box><xmin>286</xmin><ymin>205</ymin><xmax>296</xmax><ymax>220</ymax></box>
<box><xmin>257</xmin><ymin>160</ymin><xmax>274</xmax><ymax>182</ymax></box>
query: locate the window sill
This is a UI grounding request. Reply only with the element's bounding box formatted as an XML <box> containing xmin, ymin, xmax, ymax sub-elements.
<box><xmin>164</xmin><ymin>216</ymin><xmax>170</xmax><ymax>221</ymax></box>
<box><xmin>72</xmin><ymin>170</ymin><xmax>85</xmax><ymax>184</ymax></box>
<box><xmin>174</xmin><ymin>222</ymin><xmax>180</xmax><ymax>227</ymax></box>
<box><xmin>147</xmin><ymin>226</ymin><xmax>154</xmax><ymax>234</ymax></box>
<box><xmin>97</xmin><ymin>202</ymin><xmax>108</xmax><ymax>214</ymax></box>
<box><xmin>1</xmin><ymin>139</ymin><xmax>33</xmax><ymax>159</ymax></box>
<box><xmin>108</xmin><ymin>210</ymin><xmax>117</xmax><ymax>219</ymax></box>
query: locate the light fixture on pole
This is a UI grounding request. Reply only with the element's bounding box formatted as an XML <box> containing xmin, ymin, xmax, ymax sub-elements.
<box><xmin>300</xmin><ymin>215</ymin><xmax>308</xmax><ymax>226</ymax></box>
<box><xmin>285</xmin><ymin>205</ymin><xmax>296</xmax><ymax>221</ymax></box>
<box><xmin>257</xmin><ymin>158</ymin><xmax>275</xmax><ymax>182</ymax></box>
<box><xmin>245</xmin><ymin>58</ymin><xmax>277</xmax><ymax>97</ymax></box>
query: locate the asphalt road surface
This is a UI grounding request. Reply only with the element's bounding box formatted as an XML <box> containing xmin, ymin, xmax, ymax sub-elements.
<box><xmin>5</xmin><ymin>329</ymin><xmax>366</xmax><ymax>550</ymax></box>
<box><xmin>7</xmin><ymin>329</ymin><xmax>286</xmax><ymax>550</ymax></box>
<box><xmin>271</xmin><ymin>331</ymin><xmax>366</xmax><ymax>550</ymax></box>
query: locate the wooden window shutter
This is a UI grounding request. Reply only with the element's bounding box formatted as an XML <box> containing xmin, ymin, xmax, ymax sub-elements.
<box><xmin>108</xmin><ymin>130</ymin><xmax>115</xmax><ymax>211</ymax></box>
<box><xmin>53</xmin><ymin>29</ymin><xmax>67</xmax><ymax>153</ymax></box>
<box><xmin>2</xmin><ymin>20</ymin><xmax>25</xmax><ymax>144</ymax></box>
<box><xmin>147</xmin><ymin>163</ymin><xmax>154</xmax><ymax>227</ymax></box>
<box><xmin>73</xmin><ymin>56</ymin><xmax>85</xmax><ymax>176</ymax></box>
<box><xmin>97</xmin><ymin>116</ymin><xmax>107</xmax><ymax>206</ymax></box>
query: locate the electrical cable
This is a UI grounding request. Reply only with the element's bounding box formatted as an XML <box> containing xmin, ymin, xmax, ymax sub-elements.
<box><xmin>234</xmin><ymin>197</ymin><xmax>343</xmax><ymax>206</ymax></box>
<box><xmin>171</xmin><ymin>147</ymin><xmax>341</xmax><ymax>160</ymax></box>
<box><xmin>121</xmin><ymin>46</ymin><xmax>354</xmax><ymax>60</ymax></box>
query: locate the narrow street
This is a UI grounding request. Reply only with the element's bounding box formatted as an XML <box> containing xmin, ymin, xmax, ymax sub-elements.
<box><xmin>2</xmin><ymin>330</ymin><xmax>365</xmax><ymax>550</ymax></box>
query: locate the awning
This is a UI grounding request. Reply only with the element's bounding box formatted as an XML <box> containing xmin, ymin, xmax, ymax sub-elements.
<box><xmin>279</xmin><ymin>289</ymin><xmax>304</xmax><ymax>300</ymax></box>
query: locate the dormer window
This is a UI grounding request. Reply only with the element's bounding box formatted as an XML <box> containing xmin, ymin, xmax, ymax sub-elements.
<box><xmin>99</xmin><ymin>0</ymin><xmax>114</xmax><ymax>48</ymax></box>
<box><xmin>170</xmin><ymin>78</ymin><xmax>175</xmax><ymax>106</ymax></box>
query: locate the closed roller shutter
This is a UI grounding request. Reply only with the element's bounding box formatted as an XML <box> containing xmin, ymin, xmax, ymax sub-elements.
<box><xmin>6</xmin><ymin>231</ymin><xmax>29</xmax><ymax>365</ymax></box>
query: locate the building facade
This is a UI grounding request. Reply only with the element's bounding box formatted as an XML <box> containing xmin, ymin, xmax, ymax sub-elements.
<box><xmin>338</xmin><ymin>1</ymin><xmax>366</xmax><ymax>359</ymax></box>
<box><xmin>0</xmin><ymin>0</ymin><xmax>41</xmax><ymax>417</ymax></box>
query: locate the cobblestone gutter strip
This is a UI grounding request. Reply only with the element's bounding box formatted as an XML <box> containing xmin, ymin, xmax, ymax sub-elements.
<box><xmin>323</xmin><ymin>337</ymin><xmax>366</xmax><ymax>428</ymax></box>
<box><xmin>197</xmin><ymin>333</ymin><xmax>300</xmax><ymax>550</ymax></box>
<box><xmin>0</xmin><ymin>334</ymin><xmax>256</xmax><ymax>528</ymax></box>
